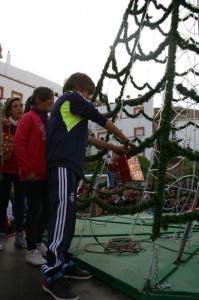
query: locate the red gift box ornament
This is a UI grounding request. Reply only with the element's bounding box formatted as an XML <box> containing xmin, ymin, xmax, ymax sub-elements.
<box><xmin>108</xmin><ymin>157</ymin><xmax>119</xmax><ymax>173</ymax></box>
<box><xmin>116</xmin><ymin>154</ymin><xmax>144</xmax><ymax>184</ymax></box>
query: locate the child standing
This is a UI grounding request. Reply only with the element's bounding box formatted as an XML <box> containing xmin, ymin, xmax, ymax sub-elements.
<box><xmin>0</xmin><ymin>97</ymin><xmax>26</xmax><ymax>250</ymax></box>
<box><xmin>14</xmin><ymin>87</ymin><xmax>54</xmax><ymax>266</ymax></box>
<box><xmin>42</xmin><ymin>73</ymin><xmax>134</xmax><ymax>300</ymax></box>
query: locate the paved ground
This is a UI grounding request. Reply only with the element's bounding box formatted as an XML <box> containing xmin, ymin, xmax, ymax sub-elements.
<box><xmin>0</xmin><ymin>235</ymin><xmax>133</xmax><ymax>300</ymax></box>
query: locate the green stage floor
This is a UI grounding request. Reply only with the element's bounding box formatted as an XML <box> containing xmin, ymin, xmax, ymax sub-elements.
<box><xmin>68</xmin><ymin>213</ymin><xmax>199</xmax><ymax>300</ymax></box>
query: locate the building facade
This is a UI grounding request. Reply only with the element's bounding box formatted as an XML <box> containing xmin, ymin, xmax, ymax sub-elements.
<box><xmin>154</xmin><ymin>106</ymin><xmax>199</xmax><ymax>153</ymax></box>
<box><xmin>0</xmin><ymin>52</ymin><xmax>62</xmax><ymax>105</ymax></box>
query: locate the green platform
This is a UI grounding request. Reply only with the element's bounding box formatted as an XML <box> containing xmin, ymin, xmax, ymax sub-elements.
<box><xmin>68</xmin><ymin>213</ymin><xmax>199</xmax><ymax>300</ymax></box>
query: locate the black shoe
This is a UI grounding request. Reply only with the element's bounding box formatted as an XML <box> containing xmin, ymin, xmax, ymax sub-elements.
<box><xmin>43</xmin><ymin>276</ymin><xmax>79</xmax><ymax>300</ymax></box>
<box><xmin>63</xmin><ymin>265</ymin><xmax>92</xmax><ymax>280</ymax></box>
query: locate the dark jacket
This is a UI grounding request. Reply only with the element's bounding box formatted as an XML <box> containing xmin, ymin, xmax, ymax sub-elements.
<box><xmin>47</xmin><ymin>91</ymin><xmax>107</xmax><ymax>178</ymax></box>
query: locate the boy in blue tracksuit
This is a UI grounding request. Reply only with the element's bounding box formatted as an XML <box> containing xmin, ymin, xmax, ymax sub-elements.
<box><xmin>42</xmin><ymin>72</ymin><xmax>135</xmax><ymax>300</ymax></box>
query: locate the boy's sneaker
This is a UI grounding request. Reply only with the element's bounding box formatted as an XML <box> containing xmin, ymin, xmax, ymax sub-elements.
<box><xmin>63</xmin><ymin>265</ymin><xmax>92</xmax><ymax>280</ymax></box>
<box><xmin>43</xmin><ymin>274</ymin><xmax>79</xmax><ymax>300</ymax></box>
<box><xmin>36</xmin><ymin>242</ymin><xmax>47</xmax><ymax>257</ymax></box>
<box><xmin>14</xmin><ymin>232</ymin><xmax>27</xmax><ymax>248</ymax></box>
<box><xmin>26</xmin><ymin>249</ymin><xmax>47</xmax><ymax>266</ymax></box>
<box><xmin>0</xmin><ymin>233</ymin><xmax>6</xmax><ymax>251</ymax></box>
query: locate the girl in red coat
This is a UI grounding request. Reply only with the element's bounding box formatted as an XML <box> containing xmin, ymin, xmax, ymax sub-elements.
<box><xmin>14</xmin><ymin>87</ymin><xmax>54</xmax><ymax>266</ymax></box>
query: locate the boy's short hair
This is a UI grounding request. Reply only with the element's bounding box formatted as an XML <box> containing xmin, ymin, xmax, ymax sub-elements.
<box><xmin>63</xmin><ymin>72</ymin><xmax>95</xmax><ymax>95</ymax></box>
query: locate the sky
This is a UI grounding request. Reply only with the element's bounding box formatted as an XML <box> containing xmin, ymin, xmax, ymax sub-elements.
<box><xmin>0</xmin><ymin>0</ymin><xmax>129</xmax><ymax>87</ymax></box>
<box><xmin>1</xmin><ymin>0</ymin><xmax>199</xmax><ymax>108</ymax></box>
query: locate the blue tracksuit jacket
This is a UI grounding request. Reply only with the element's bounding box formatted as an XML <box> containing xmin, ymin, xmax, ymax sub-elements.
<box><xmin>47</xmin><ymin>91</ymin><xmax>107</xmax><ymax>178</ymax></box>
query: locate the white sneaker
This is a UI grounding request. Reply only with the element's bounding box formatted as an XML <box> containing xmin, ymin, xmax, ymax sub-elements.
<box><xmin>26</xmin><ymin>249</ymin><xmax>47</xmax><ymax>266</ymax></box>
<box><xmin>36</xmin><ymin>242</ymin><xmax>47</xmax><ymax>257</ymax></box>
<box><xmin>0</xmin><ymin>233</ymin><xmax>6</xmax><ymax>251</ymax></box>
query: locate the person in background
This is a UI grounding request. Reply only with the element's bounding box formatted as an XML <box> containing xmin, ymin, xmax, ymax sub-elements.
<box><xmin>117</xmin><ymin>191</ymin><xmax>128</xmax><ymax>207</ymax></box>
<box><xmin>13</xmin><ymin>87</ymin><xmax>54</xmax><ymax>266</ymax></box>
<box><xmin>107</xmin><ymin>190</ymin><xmax>119</xmax><ymax>206</ymax></box>
<box><xmin>42</xmin><ymin>72</ymin><xmax>135</xmax><ymax>300</ymax></box>
<box><xmin>0</xmin><ymin>97</ymin><xmax>26</xmax><ymax>250</ymax></box>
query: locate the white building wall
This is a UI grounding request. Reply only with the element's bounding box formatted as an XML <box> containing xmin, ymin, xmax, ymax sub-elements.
<box><xmin>0</xmin><ymin>58</ymin><xmax>62</xmax><ymax>104</ymax></box>
<box><xmin>173</xmin><ymin>119</ymin><xmax>199</xmax><ymax>151</ymax></box>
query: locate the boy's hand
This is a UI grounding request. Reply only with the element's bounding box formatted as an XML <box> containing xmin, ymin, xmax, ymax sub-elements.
<box><xmin>124</xmin><ymin>142</ymin><xmax>136</xmax><ymax>152</ymax></box>
<box><xmin>126</xmin><ymin>141</ymin><xmax>136</xmax><ymax>149</ymax></box>
<box><xmin>111</xmin><ymin>145</ymin><xmax>129</xmax><ymax>154</ymax></box>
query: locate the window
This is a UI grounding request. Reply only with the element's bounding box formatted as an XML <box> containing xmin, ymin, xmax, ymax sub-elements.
<box><xmin>97</xmin><ymin>131</ymin><xmax>107</xmax><ymax>141</ymax></box>
<box><xmin>134</xmin><ymin>106</ymin><xmax>144</xmax><ymax>116</ymax></box>
<box><xmin>134</xmin><ymin>127</ymin><xmax>145</xmax><ymax>137</ymax></box>
<box><xmin>121</xmin><ymin>106</ymin><xmax>144</xmax><ymax>119</ymax></box>
<box><xmin>0</xmin><ymin>86</ymin><xmax>4</xmax><ymax>99</ymax></box>
<box><xmin>11</xmin><ymin>90</ymin><xmax>23</xmax><ymax>100</ymax></box>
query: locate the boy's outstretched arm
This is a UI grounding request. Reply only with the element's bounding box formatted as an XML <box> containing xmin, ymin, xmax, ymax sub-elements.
<box><xmin>103</xmin><ymin>119</ymin><xmax>135</xmax><ymax>148</ymax></box>
<box><xmin>88</xmin><ymin>117</ymin><xmax>136</xmax><ymax>154</ymax></box>
<box><xmin>88</xmin><ymin>136</ymin><xmax>129</xmax><ymax>154</ymax></box>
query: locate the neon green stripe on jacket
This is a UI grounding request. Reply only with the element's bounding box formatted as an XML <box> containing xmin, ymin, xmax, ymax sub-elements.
<box><xmin>60</xmin><ymin>101</ymin><xmax>85</xmax><ymax>132</ymax></box>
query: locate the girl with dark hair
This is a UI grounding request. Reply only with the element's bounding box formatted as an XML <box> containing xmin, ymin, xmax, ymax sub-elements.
<box><xmin>0</xmin><ymin>97</ymin><xmax>26</xmax><ymax>250</ymax></box>
<box><xmin>23</xmin><ymin>96</ymin><xmax>33</xmax><ymax>114</ymax></box>
<box><xmin>14</xmin><ymin>87</ymin><xmax>54</xmax><ymax>266</ymax></box>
